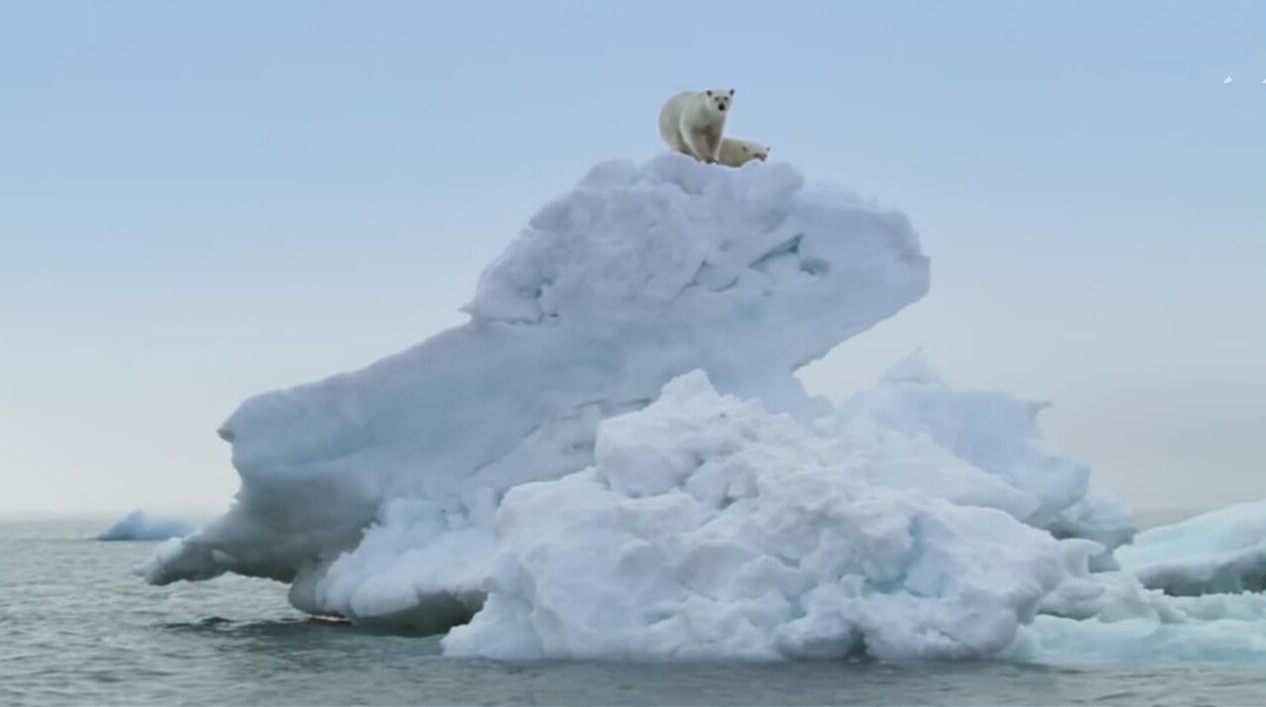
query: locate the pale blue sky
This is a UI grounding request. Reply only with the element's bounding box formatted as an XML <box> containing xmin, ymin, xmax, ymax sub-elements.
<box><xmin>1</xmin><ymin>1</ymin><xmax>1263</xmax><ymax>514</ymax></box>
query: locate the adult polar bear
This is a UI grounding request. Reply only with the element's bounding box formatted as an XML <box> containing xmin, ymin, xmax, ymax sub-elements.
<box><xmin>658</xmin><ymin>88</ymin><xmax>734</xmax><ymax>164</ymax></box>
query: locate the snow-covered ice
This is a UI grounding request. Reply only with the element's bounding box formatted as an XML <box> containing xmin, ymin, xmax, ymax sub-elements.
<box><xmin>142</xmin><ymin>154</ymin><xmax>929</xmax><ymax>629</ymax></box>
<box><xmin>443</xmin><ymin>371</ymin><xmax>1097</xmax><ymax>661</ymax></box>
<box><xmin>823</xmin><ymin>354</ymin><xmax>1135</xmax><ymax>571</ymax></box>
<box><xmin>1117</xmin><ymin>501</ymin><xmax>1266</xmax><ymax>595</ymax></box>
<box><xmin>97</xmin><ymin>510</ymin><xmax>193</xmax><ymax>541</ymax></box>
<box><xmin>142</xmin><ymin>154</ymin><xmax>1264</xmax><ymax>663</ymax></box>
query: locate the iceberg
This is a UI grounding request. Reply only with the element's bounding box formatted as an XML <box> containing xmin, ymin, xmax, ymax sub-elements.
<box><xmin>142</xmin><ymin>154</ymin><xmax>930</xmax><ymax>630</ymax></box>
<box><xmin>1117</xmin><ymin>500</ymin><xmax>1266</xmax><ymax>595</ymax></box>
<box><xmin>97</xmin><ymin>510</ymin><xmax>193</xmax><ymax>541</ymax></box>
<box><xmin>142</xmin><ymin>153</ymin><xmax>1262</xmax><ymax>662</ymax></box>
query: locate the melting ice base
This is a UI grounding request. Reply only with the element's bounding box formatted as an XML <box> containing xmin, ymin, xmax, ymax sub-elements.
<box><xmin>143</xmin><ymin>155</ymin><xmax>1265</xmax><ymax>661</ymax></box>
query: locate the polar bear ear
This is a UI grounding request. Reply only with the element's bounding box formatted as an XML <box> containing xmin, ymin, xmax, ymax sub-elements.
<box><xmin>729</xmin><ymin>89</ymin><xmax>735</xmax><ymax>96</ymax></box>
<box><xmin>705</xmin><ymin>90</ymin><xmax>713</xmax><ymax>97</ymax></box>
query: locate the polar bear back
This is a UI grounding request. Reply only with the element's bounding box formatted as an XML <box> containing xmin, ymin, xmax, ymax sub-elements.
<box><xmin>657</xmin><ymin>91</ymin><xmax>698</xmax><ymax>154</ymax></box>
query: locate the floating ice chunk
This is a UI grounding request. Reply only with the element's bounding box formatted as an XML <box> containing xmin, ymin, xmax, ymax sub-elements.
<box><xmin>1224</xmin><ymin>76</ymin><xmax>1234</xmax><ymax>85</ymax></box>
<box><xmin>443</xmin><ymin>372</ymin><xmax>1095</xmax><ymax>661</ymax></box>
<box><xmin>1026</xmin><ymin>568</ymin><xmax>1266</xmax><ymax>662</ymax></box>
<box><xmin>1019</xmin><ymin>614</ymin><xmax>1266</xmax><ymax>663</ymax></box>
<box><xmin>1117</xmin><ymin>500</ymin><xmax>1266</xmax><ymax>595</ymax></box>
<box><xmin>97</xmin><ymin>510</ymin><xmax>193</xmax><ymax>541</ymax></box>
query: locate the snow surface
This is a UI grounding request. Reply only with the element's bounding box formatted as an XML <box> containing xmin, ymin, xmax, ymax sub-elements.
<box><xmin>1117</xmin><ymin>501</ymin><xmax>1266</xmax><ymax>596</ymax></box>
<box><xmin>97</xmin><ymin>510</ymin><xmax>192</xmax><ymax>541</ymax></box>
<box><xmin>142</xmin><ymin>154</ymin><xmax>1264</xmax><ymax>663</ymax></box>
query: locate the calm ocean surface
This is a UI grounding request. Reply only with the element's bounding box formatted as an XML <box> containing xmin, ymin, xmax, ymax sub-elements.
<box><xmin>2</xmin><ymin>515</ymin><xmax>1262</xmax><ymax>706</ymax></box>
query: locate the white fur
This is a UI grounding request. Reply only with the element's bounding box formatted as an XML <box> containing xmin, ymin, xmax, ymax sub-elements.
<box><xmin>657</xmin><ymin>88</ymin><xmax>734</xmax><ymax>164</ymax></box>
<box><xmin>717</xmin><ymin>137</ymin><xmax>769</xmax><ymax>168</ymax></box>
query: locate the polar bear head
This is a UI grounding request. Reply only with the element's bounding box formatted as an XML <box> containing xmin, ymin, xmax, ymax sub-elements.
<box><xmin>739</xmin><ymin>141</ymin><xmax>769</xmax><ymax>162</ymax></box>
<box><xmin>717</xmin><ymin>138</ymin><xmax>770</xmax><ymax>168</ymax></box>
<box><xmin>703</xmin><ymin>88</ymin><xmax>735</xmax><ymax>114</ymax></box>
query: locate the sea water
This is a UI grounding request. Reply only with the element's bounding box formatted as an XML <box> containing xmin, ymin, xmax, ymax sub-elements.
<box><xmin>2</xmin><ymin>517</ymin><xmax>1262</xmax><ymax>706</ymax></box>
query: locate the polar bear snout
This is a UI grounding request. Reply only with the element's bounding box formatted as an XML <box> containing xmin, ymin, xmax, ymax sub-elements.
<box><xmin>704</xmin><ymin>89</ymin><xmax>733</xmax><ymax>114</ymax></box>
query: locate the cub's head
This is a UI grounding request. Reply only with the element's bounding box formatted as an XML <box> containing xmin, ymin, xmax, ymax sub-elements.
<box><xmin>740</xmin><ymin>141</ymin><xmax>769</xmax><ymax>162</ymax></box>
<box><xmin>704</xmin><ymin>88</ymin><xmax>735</xmax><ymax>113</ymax></box>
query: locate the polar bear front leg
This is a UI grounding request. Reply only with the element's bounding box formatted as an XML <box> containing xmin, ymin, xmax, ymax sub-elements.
<box><xmin>667</xmin><ymin>131</ymin><xmax>692</xmax><ymax>156</ymax></box>
<box><xmin>702</xmin><ymin>126</ymin><xmax>722</xmax><ymax>163</ymax></box>
<box><xmin>682</xmin><ymin>129</ymin><xmax>715</xmax><ymax>164</ymax></box>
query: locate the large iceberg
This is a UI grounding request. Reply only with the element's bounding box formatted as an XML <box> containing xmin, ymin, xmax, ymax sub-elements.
<box><xmin>143</xmin><ymin>154</ymin><xmax>1262</xmax><ymax>662</ymax></box>
<box><xmin>1027</xmin><ymin>568</ymin><xmax>1266</xmax><ymax>662</ymax></box>
<box><xmin>143</xmin><ymin>155</ymin><xmax>930</xmax><ymax>631</ymax></box>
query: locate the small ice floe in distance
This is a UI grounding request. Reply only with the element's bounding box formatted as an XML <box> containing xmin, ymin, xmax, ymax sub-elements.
<box><xmin>97</xmin><ymin>510</ymin><xmax>194</xmax><ymax>541</ymax></box>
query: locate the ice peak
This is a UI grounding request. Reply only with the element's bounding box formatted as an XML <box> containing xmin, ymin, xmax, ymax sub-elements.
<box><xmin>465</xmin><ymin>154</ymin><xmax>925</xmax><ymax>328</ymax></box>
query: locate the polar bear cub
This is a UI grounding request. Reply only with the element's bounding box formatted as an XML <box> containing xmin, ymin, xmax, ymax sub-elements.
<box><xmin>658</xmin><ymin>89</ymin><xmax>734</xmax><ymax>164</ymax></box>
<box><xmin>717</xmin><ymin>137</ymin><xmax>769</xmax><ymax>168</ymax></box>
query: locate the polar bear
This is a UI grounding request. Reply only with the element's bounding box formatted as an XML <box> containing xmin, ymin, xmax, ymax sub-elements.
<box><xmin>658</xmin><ymin>89</ymin><xmax>734</xmax><ymax>164</ymax></box>
<box><xmin>717</xmin><ymin>137</ymin><xmax>769</xmax><ymax>168</ymax></box>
